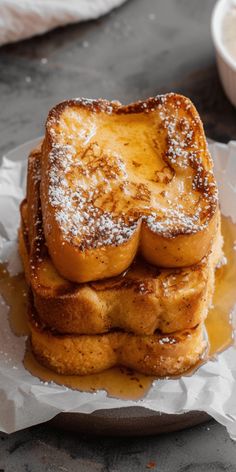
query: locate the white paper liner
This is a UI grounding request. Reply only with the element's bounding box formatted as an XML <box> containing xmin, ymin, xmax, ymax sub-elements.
<box><xmin>0</xmin><ymin>138</ymin><xmax>236</xmax><ymax>437</ymax></box>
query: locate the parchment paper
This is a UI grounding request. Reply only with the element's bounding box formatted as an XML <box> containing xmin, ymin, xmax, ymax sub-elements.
<box><xmin>0</xmin><ymin>138</ymin><xmax>236</xmax><ymax>437</ymax></box>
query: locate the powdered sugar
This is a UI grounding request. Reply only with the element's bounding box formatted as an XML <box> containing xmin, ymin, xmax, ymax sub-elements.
<box><xmin>45</xmin><ymin>94</ymin><xmax>218</xmax><ymax>249</ymax></box>
<box><xmin>159</xmin><ymin>336</ymin><xmax>177</xmax><ymax>345</ymax></box>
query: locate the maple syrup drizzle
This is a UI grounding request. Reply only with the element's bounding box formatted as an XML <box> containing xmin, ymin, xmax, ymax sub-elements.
<box><xmin>0</xmin><ymin>216</ymin><xmax>235</xmax><ymax>400</ymax></box>
<box><xmin>0</xmin><ymin>264</ymin><xmax>29</xmax><ymax>336</ymax></box>
<box><xmin>23</xmin><ymin>347</ymin><xmax>154</xmax><ymax>400</ymax></box>
<box><xmin>205</xmin><ymin>216</ymin><xmax>236</xmax><ymax>357</ymax></box>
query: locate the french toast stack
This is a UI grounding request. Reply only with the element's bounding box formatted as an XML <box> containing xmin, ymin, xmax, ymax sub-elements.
<box><xmin>19</xmin><ymin>93</ymin><xmax>223</xmax><ymax>377</ymax></box>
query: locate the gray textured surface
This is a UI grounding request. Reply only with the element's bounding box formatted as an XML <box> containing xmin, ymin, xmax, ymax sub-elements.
<box><xmin>1</xmin><ymin>0</ymin><xmax>236</xmax><ymax>469</ymax></box>
<box><xmin>0</xmin><ymin>0</ymin><xmax>236</xmax><ymax>159</ymax></box>
<box><xmin>1</xmin><ymin>420</ymin><xmax>236</xmax><ymax>471</ymax></box>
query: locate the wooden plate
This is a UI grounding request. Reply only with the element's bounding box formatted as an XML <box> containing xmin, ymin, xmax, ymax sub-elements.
<box><xmin>48</xmin><ymin>408</ymin><xmax>210</xmax><ymax>436</ymax></box>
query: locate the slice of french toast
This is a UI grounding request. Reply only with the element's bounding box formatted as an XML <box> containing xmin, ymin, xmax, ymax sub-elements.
<box><xmin>29</xmin><ymin>299</ymin><xmax>207</xmax><ymax>376</ymax></box>
<box><xmin>19</xmin><ymin>148</ymin><xmax>223</xmax><ymax>336</ymax></box>
<box><xmin>41</xmin><ymin>94</ymin><xmax>219</xmax><ymax>283</ymax></box>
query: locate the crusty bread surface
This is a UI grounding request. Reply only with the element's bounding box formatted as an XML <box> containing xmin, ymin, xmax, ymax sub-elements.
<box><xmin>40</xmin><ymin>94</ymin><xmax>219</xmax><ymax>282</ymax></box>
<box><xmin>29</xmin><ymin>301</ymin><xmax>207</xmax><ymax>376</ymax></box>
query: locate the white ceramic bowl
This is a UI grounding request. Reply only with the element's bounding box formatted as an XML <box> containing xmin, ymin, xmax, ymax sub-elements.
<box><xmin>211</xmin><ymin>0</ymin><xmax>236</xmax><ymax>107</ymax></box>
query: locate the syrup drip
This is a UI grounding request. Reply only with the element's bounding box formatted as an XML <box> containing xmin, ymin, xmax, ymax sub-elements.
<box><xmin>0</xmin><ymin>264</ymin><xmax>29</xmax><ymax>336</ymax></box>
<box><xmin>0</xmin><ymin>216</ymin><xmax>235</xmax><ymax>400</ymax></box>
<box><xmin>205</xmin><ymin>216</ymin><xmax>236</xmax><ymax>357</ymax></box>
<box><xmin>24</xmin><ymin>348</ymin><xmax>154</xmax><ymax>400</ymax></box>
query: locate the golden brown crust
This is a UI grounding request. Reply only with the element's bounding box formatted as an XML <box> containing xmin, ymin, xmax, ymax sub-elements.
<box><xmin>29</xmin><ymin>304</ymin><xmax>207</xmax><ymax>377</ymax></box>
<box><xmin>18</xmin><ymin>148</ymin><xmax>223</xmax><ymax>336</ymax></box>
<box><xmin>40</xmin><ymin>94</ymin><xmax>219</xmax><ymax>282</ymax></box>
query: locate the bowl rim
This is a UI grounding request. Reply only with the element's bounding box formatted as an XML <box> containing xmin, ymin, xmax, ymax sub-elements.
<box><xmin>211</xmin><ymin>0</ymin><xmax>236</xmax><ymax>72</ymax></box>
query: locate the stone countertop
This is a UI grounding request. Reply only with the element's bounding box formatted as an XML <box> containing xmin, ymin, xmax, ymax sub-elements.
<box><xmin>0</xmin><ymin>0</ymin><xmax>236</xmax><ymax>158</ymax></box>
<box><xmin>0</xmin><ymin>0</ymin><xmax>236</xmax><ymax>470</ymax></box>
<box><xmin>1</xmin><ymin>419</ymin><xmax>236</xmax><ymax>472</ymax></box>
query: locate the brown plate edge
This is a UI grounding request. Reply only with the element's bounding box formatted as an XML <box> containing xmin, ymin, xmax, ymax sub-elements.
<box><xmin>48</xmin><ymin>408</ymin><xmax>210</xmax><ymax>436</ymax></box>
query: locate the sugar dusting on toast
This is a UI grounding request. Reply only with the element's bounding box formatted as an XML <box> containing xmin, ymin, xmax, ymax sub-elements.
<box><xmin>44</xmin><ymin>94</ymin><xmax>218</xmax><ymax>249</ymax></box>
<box><xmin>47</xmin><ymin>142</ymin><xmax>138</xmax><ymax>249</ymax></box>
